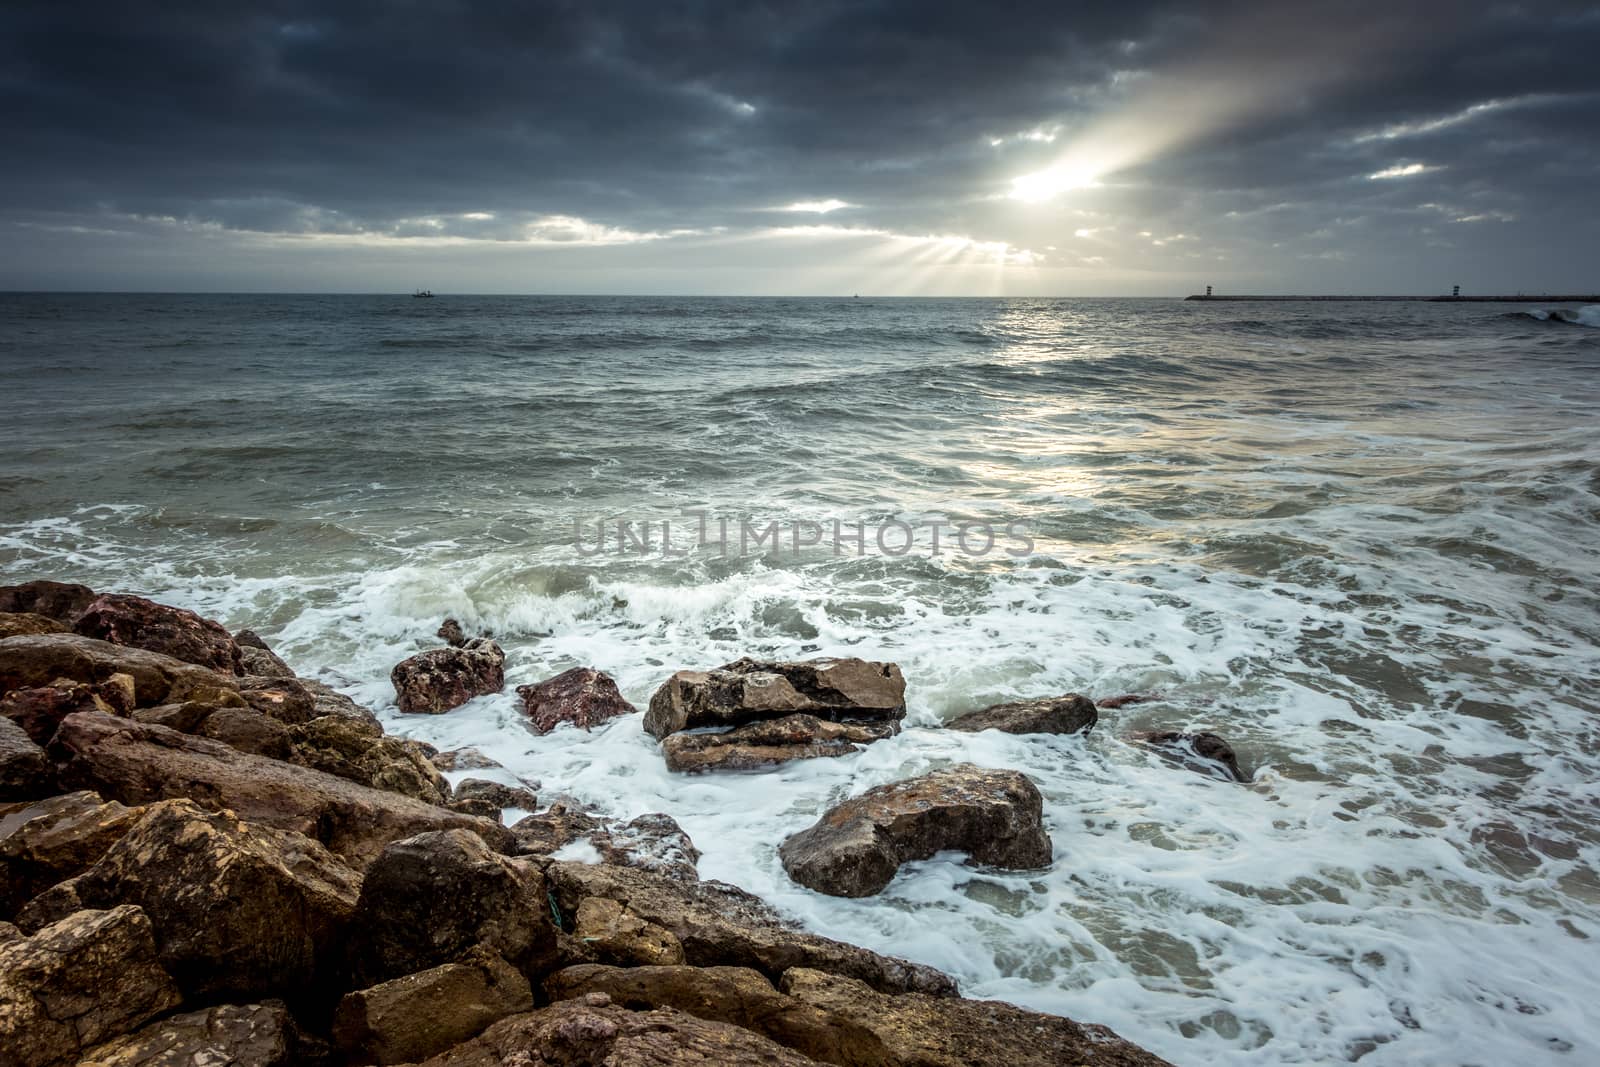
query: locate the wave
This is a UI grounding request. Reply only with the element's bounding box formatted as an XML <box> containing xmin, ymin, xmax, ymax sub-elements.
<box><xmin>1504</xmin><ymin>305</ymin><xmax>1600</xmax><ymax>328</ymax></box>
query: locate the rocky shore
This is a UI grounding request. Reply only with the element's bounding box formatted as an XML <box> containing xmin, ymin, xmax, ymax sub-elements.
<box><xmin>0</xmin><ymin>578</ymin><xmax>1196</xmax><ymax>1066</ymax></box>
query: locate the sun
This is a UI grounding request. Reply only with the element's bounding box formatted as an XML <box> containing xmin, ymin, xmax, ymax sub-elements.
<box><xmin>1008</xmin><ymin>161</ymin><xmax>1102</xmax><ymax>203</ymax></box>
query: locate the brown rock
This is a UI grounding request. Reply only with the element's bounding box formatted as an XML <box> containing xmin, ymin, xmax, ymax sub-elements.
<box><xmin>573</xmin><ymin>898</ymin><xmax>685</xmax><ymax>967</ymax></box>
<box><xmin>77</xmin><ymin>1001</ymin><xmax>296</xmax><ymax>1066</ymax></box>
<box><xmin>392</xmin><ymin>639</ymin><xmax>506</xmax><ymax>714</ymax></box>
<box><xmin>334</xmin><ymin>947</ymin><xmax>534</xmax><ymax>1065</ymax></box>
<box><xmin>73</xmin><ymin>798</ymin><xmax>361</xmax><ymax>1003</ymax></box>
<box><xmin>74</xmin><ymin>593</ymin><xmax>243</xmax><ymax>675</ymax></box>
<box><xmin>946</xmin><ymin>694</ymin><xmax>1097</xmax><ymax>735</ymax></box>
<box><xmin>0</xmin><ymin>633</ymin><xmax>241</xmax><ymax>711</ymax></box>
<box><xmin>1</xmin><ymin>791</ymin><xmax>144</xmax><ymax>917</ymax></box>
<box><xmin>48</xmin><ymin>710</ymin><xmax>511</xmax><ymax>867</ymax></box>
<box><xmin>1128</xmin><ymin>730</ymin><xmax>1249</xmax><ymax>782</ymax></box>
<box><xmin>0</xmin><ymin>612</ymin><xmax>70</xmax><ymax>639</ymax></box>
<box><xmin>289</xmin><ymin>714</ymin><xmax>449</xmax><ymax>804</ymax></box>
<box><xmin>300</xmin><ymin>679</ymin><xmax>384</xmax><ymax>731</ymax></box>
<box><xmin>645</xmin><ymin>657</ymin><xmax>906</xmax><ymax>739</ymax></box>
<box><xmin>0</xmin><ymin>905</ymin><xmax>181</xmax><ymax>1067</ymax></box>
<box><xmin>512</xmin><ymin>810</ymin><xmax>699</xmax><ymax>882</ymax></box>
<box><xmin>201</xmin><ymin>706</ymin><xmax>295</xmax><ymax>759</ymax></box>
<box><xmin>662</xmin><ymin>714</ymin><xmax>896</xmax><ymax>773</ymax></box>
<box><xmin>779</xmin><ymin>764</ymin><xmax>1052</xmax><ymax>898</ymax></box>
<box><xmin>454</xmin><ymin>778</ymin><xmax>539</xmax><ymax>813</ymax></box>
<box><xmin>238</xmin><ymin>675</ymin><xmax>318</xmax><ymax>724</ymax></box>
<box><xmin>432</xmin><ymin>747</ymin><xmax>500</xmax><ymax>772</ymax></box>
<box><xmin>1097</xmin><ymin>693</ymin><xmax>1163</xmax><ymax>710</ymax></box>
<box><xmin>14</xmin><ymin>876</ymin><xmax>86</xmax><ymax>934</ymax></box>
<box><xmin>0</xmin><ymin>716</ymin><xmax>51</xmax><ymax>800</ymax></box>
<box><xmin>437</xmin><ymin>618</ymin><xmax>468</xmax><ymax>648</ymax></box>
<box><xmin>546</xmin><ymin>861</ymin><xmax>955</xmax><ymax>997</ymax></box>
<box><xmin>449</xmin><ymin>797</ymin><xmax>502</xmax><ymax>819</ymax></box>
<box><xmin>128</xmin><ymin>700</ymin><xmax>222</xmax><ymax>733</ymax></box>
<box><xmin>236</xmin><ymin>628</ymin><xmax>297</xmax><ymax>678</ymax></box>
<box><xmin>1</xmin><ymin>682</ymin><xmax>119</xmax><ymax>746</ymax></box>
<box><xmin>516</xmin><ymin>667</ymin><xmax>637</xmax><ymax>735</ymax></box>
<box><xmin>0</xmin><ymin>580</ymin><xmax>97</xmax><ymax>624</ymax></box>
<box><xmin>350</xmin><ymin>829</ymin><xmax>555</xmax><ymax>986</ymax></box>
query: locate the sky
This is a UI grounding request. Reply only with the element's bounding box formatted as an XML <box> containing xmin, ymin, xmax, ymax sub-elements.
<box><xmin>2</xmin><ymin>0</ymin><xmax>1597</xmax><ymax>296</ymax></box>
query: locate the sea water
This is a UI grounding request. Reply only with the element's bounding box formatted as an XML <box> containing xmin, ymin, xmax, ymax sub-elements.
<box><xmin>2</xmin><ymin>293</ymin><xmax>1597</xmax><ymax>1064</ymax></box>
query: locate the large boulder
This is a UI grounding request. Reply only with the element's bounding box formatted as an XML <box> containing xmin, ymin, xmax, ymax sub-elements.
<box><xmin>349</xmin><ymin>829</ymin><xmax>556</xmax><ymax>986</ymax></box>
<box><xmin>0</xmin><ymin>580</ymin><xmax>97</xmax><ymax>624</ymax></box>
<box><xmin>571</xmin><ymin>898</ymin><xmax>685</xmax><ymax>967</ymax></box>
<box><xmin>779</xmin><ymin>764</ymin><xmax>1053</xmax><ymax>898</ymax></box>
<box><xmin>392</xmin><ymin>639</ymin><xmax>506</xmax><ymax>713</ymax></box>
<box><xmin>48</xmin><ymin>711</ymin><xmax>512</xmax><ymax>867</ymax></box>
<box><xmin>645</xmin><ymin>656</ymin><xmax>905</xmax><ymax>739</ymax></box>
<box><xmin>412</xmin><ymin>997</ymin><xmax>817</xmax><ymax>1067</ymax></box>
<box><xmin>663</xmin><ymin>714</ymin><xmax>896</xmax><ymax>773</ymax></box>
<box><xmin>1</xmin><ymin>791</ymin><xmax>144</xmax><ymax>917</ymax></box>
<box><xmin>73</xmin><ymin>593</ymin><xmax>243</xmax><ymax>675</ymax></box>
<box><xmin>300</xmin><ymin>679</ymin><xmax>384</xmax><ymax>731</ymax></box>
<box><xmin>333</xmin><ymin>947</ymin><xmax>534</xmax><ymax>1065</ymax></box>
<box><xmin>0</xmin><ymin>905</ymin><xmax>182</xmax><ymax>1067</ymax></box>
<box><xmin>946</xmin><ymin>694</ymin><xmax>1097</xmax><ymax>735</ymax></box>
<box><xmin>201</xmin><ymin>706</ymin><xmax>295</xmax><ymax>759</ymax></box>
<box><xmin>454</xmin><ymin>778</ymin><xmax>539</xmax><ymax>814</ymax></box>
<box><xmin>238</xmin><ymin>674</ymin><xmax>318</xmax><ymax>724</ymax></box>
<box><xmin>546</xmin><ymin>861</ymin><xmax>955</xmax><ymax>997</ymax></box>
<box><xmin>235</xmin><ymin>628</ymin><xmax>297</xmax><ymax>679</ymax></box>
<box><xmin>289</xmin><ymin>714</ymin><xmax>449</xmax><ymax>805</ymax></box>
<box><xmin>516</xmin><ymin>667</ymin><xmax>637</xmax><ymax>735</ymax></box>
<box><xmin>77</xmin><ymin>1001</ymin><xmax>296</xmax><ymax>1066</ymax></box>
<box><xmin>511</xmin><ymin>809</ymin><xmax>700</xmax><ymax>882</ymax></box>
<box><xmin>0</xmin><ymin>612</ymin><xmax>70</xmax><ymax>639</ymax></box>
<box><xmin>73</xmin><ymin>799</ymin><xmax>361</xmax><ymax>1003</ymax></box>
<box><xmin>0</xmin><ymin>633</ymin><xmax>239</xmax><ymax>711</ymax></box>
<box><xmin>0</xmin><ymin>716</ymin><xmax>51</xmax><ymax>800</ymax></box>
<box><xmin>1128</xmin><ymin>730</ymin><xmax>1249</xmax><ymax>782</ymax></box>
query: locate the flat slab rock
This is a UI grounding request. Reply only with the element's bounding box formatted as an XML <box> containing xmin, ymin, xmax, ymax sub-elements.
<box><xmin>780</xmin><ymin>763</ymin><xmax>1053</xmax><ymax>897</ymax></box>
<box><xmin>644</xmin><ymin>657</ymin><xmax>906</xmax><ymax>739</ymax></box>
<box><xmin>392</xmin><ymin>639</ymin><xmax>507</xmax><ymax>714</ymax></box>
<box><xmin>946</xmin><ymin>693</ymin><xmax>1097</xmax><ymax>735</ymax></box>
<box><xmin>662</xmin><ymin>713</ymin><xmax>896</xmax><ymax>773</ymax></box>
<box><xmin>517</xmin><ymin>666</ymin><xmax>637</xmax><ymax>735</ymax></box>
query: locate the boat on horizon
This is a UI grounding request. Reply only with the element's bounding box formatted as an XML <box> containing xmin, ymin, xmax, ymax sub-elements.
<box><xmin>412</xmin><ymin>289</ymin><xmax>434</xmax><ymax>298</ymax></box>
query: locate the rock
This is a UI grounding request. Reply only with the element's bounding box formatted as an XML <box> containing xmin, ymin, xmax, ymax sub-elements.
<box><xmin>1129</xmin><ymin>730</ymin><xmax>1249</xmax><ymax>782</ymax></box>
<box><xmin>299</xmin><ymin>679</ymin><xmax>384</xmax><ymax>731</ymax></box>
<box><xmin>0</xmin><ymin>580</ymin><xmax>97</xmax><ymax>623</ymax></box>
<box><xmin>645</xmin><ymin>656</ymin><xmax>906</xmax><ymax>739</ymax></box>
<box><xmin>49</xmin><ymin>711</ymin><xmax>512</xmax><ymax>867</ymax></box>
<box><xmin>546</xmin><ymin>861</ymin><xmax>955</xmax><ymax>997</ymax></box>
<box><xmin>516</xmin><ymin>667</ymin><xmax>637</xmax><ymax>735</ymax></box>
<box><xmin>450</xmin><ymin>797</ymin><xmax>502</xmax><ymax>819</ymax></box>
<box><xmin>512</xmin><ymin>810</ymin><xmax>700</xmax><ymax>882</ymax></box>
<box><xmin>1</xmin><ymin>681</ymin><xmax>137</xmax><ymax>746</ymax></box>
<box><xmin>350</xmin><ymin>828</ymin><xmax>555</xmax><ymax>986</ymax></box>
<box><xmin>0</xmin><ymin>905</ymin><xmax>181</xmax><ymax>1067</ymax></box>
<box><xmin>128</xmin><ymin>700</ymin><xmax>222</xmax><ymax>733</ymax></box>
<box><xmin>0</xmin><ymin>612</ymin><xmax>70</xmax><ymax>639</ymax></box>
<box><xmin>1097</xmin><ymin>693</ymin><xmax>1162</xmax><ymax>709</ymax></box>
<box><xmin>0</xmin><ymin>716</ymin><xmax>51</xmax><ymax>800</ymax></box>
<box><xmin>946</xmin><ymin>694</ymin><xmax>1097</xmax><ymax>735</ymax></box>
<box><xmin>0</xmin><ymin>633</ymin><xmax>240</xmax><ymax>711</ymax></box>
<box><xmin>392</xmin><ymin>639</ymin><xmax>506</xmax><ymax>714</ymax></box>
<box><xmin>77</xmin><ymin>1001</ymin><xmax>295</xmax><ymax>1066</ymax></box>
<box><xmin>437</xmin><ymin>618</ymin><xmax>468</xmax><ymax>648</ymax></box>
<box><xmin>779</xmin><ymin>764</ymin><xmax>1052</xmax><ymax>898</ymax></box>
<box><xmin>289</xmin><ymin>714</ymin><xmax>449</xmax><ymax>804</ymax></box>
<box><xmin>1</xmin><ymin>791</ymin><xmax>144</xmax><ymax>917</ymax></box>
<box><xmin>780</xmin><ymin>967</ymin><xmax>1175</xmax><ymax>1067</ymax></box>
<box><xmin>15</xmin><ymin>877</ymin><xmax>85</xmax><ymax>934</ymax></box>
<box><xmin>662</xmin><ymin>714</ymin><xmax>896</xmax><ymax>773</ymax></box>
<box><xmin>236</xmin><ymin>629</ymin><xmax>297</xmax><ymax>679</ymax></box>
<box><xmin>239</xmin><ymin>675</ymin><xmax>318</xmax><ymax>724</ymax></box>
<box><xmin>74</xmin><ymin>593</ymin><xmax>243</xmax><ymax>675</ymax></box>
<box><xmin>333</xmin><ymin>947</ymin><xmax>534</xmax><ymax>1065</ymax></box>
<box><xmin>412</xmin><ymin>998</ymin><xmax>817</xmax><ymax>1067</ymax></box>
<box><xmin>454</xmin><ymin>778</ymin><xmax>539</xmax><ymax>813</ymax></box>
<box><xmin>73</xmin><ymin>798</ymin><xmax>361</xmax><ymax>1003</ymax></box>
<box><xmin>201</xmin><ymin>706</ymin><xmax>295</xmax><ymax>759</ymax></box>
<box><xmin>433</xmin><ymin>747</ymin><xmax>500</xmax><ymax>772</ymax></box>
<box><xmin>573</xmin><ymin>899</ymin><xmax>685</xmax><ymax>967</ymax></box>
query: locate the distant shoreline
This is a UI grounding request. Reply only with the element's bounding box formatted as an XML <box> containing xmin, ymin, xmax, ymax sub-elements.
<box><xmin>1185</xmin><ymin>294</ymin><xmax>1600</xmax><ymax>302</ymax></box>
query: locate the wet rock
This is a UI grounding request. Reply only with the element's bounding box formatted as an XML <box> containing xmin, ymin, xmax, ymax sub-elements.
<box><xmin>517</xmin><ymin>667</ymin><xmax>637</xmax><ymax>735</ymax></box>
<box><xmin>73</xmin><ymin>798</ymin><xmax>361</xmax><ymax>1003</ymax></box>
<box><xmin>392</xmin><ymin>639</ymin><xmax>506</xmax><ymax>714</ymax></box>
<box><xmin>1</xmin><ymin>791</ymin><xmax>144</xmax><ymax>917</ymax></box>
<box><xmin>0</xmin><ymin>633</ymin><xmax>241</xmax><ymax>711</ymax></box>
<box><xmin>300</xmin><ymin>679</ymin><xmax>384</xmax><ymax>731</ymax></box>
<box><xmin>455</xmin><ymin>778</ymin><xmax>539</xmax><ymax>813</ymax></box>
<box><xmin>780</xmin><ymin>967</ymin><xmax>1175</xmax><ymax>1067</ymax></box>
<box><xmin>0</xmin><ymin>580</ymin><xmax>98</xmax><ymax>624</ymax></box>
<box><xmin>662</xmin><ymin>714</ymin><xmax>896</xmax><ymax>773</ymax></box>
<box><xmin>334</xmin><ymin>947</ymin><xmax>534</xmax><ymax>1065</ymax></box>
<box><xmin>946</xmin><ymin>694</ymin><xmax>1097</xmax><ymax>735</ymax></box>
<box><xmin>289</xmin><ymin>714</ymin><xmax>449</xmax><ymax>805</ymax></box>
<box><xmin>74</xmin><ymin>593</ymin><xmax>244</xmax><ymax>675</ymax></box>
<box><xmin>1097</xmin><ymin>693</ymin><xmax>1163</xmax><ymax>710</ymax></box>
<box><xmin>201</xmin><ymin>706</ymin><xmax>295</xmax><ymax>759</ymax></box>
<box><xmin>128</xmin><ymin>699</ymin><xmax>222</xmax><ymax>733</ymax></box>
<box><xmin>412</xmin><ymin>997</ymin><xmax>817</xmax><ymax>1067</ymax></box>
<box><xmin>644</xmin><ymin>656</ymin><xmax>906</xmax><ymax>739</ymax></box>
<box><xmin>573</xmin><ymin>898</ymin><xmax>685</xmax><ymax>967</ymax></box>
<box><xmin>1129</xmin><ymin>730</ymin><xmax>1249</xmax><ymax>782</ymax></box>
<box><xmin>0</xmin><ymin>716</ymin><xmax>51</xmax><ymax>800</ymax></box>
<box><xmin>49</xmin><ymin>711</ymin><xmax>512</xmax><ymax>866</ymax></box>
<box><xmin>0</xmin><ymin>611</ymin><xmax>70</xmax><ymax>639</ymax></box>
<box><xmin>438</xmin><ymin>618</ymin><xmax>468</xmax><ymax>648</ymax></box>
<box><xmin>78</xmin><ymin>1001</ymin><xmax>295</xmax><ymax>1067</ymax></box>
<box><xmin>512</xmin><ymin>810</ymin><xmax>700</xmax><ymax>882</ymax></box>
<box><xmin>433</xmin><ymin>746</ymin><xmax>500</xmax><ymax>772</ymax></box>
<box><xmin>546</xmin><ymin>861</ymin><xmax>956</xmax><ymax>997</ymax></box>
<box><xmin>236</xmin><ymin>629</ymin><xmax>297</xmax><ymax>678</ymax></box>
<box><xmin>0</xmin><ymin>905</ymin><xmax>182</xmax><ymax>1067</ymax></box>
<box><xmin>239</xmin><ymin>674</ymin><xmax>318</xmax><ymax>724</ymax></box>
<box><xmin>450</xmin><ymin>797</ymin><xmax>502</xmax><ymax>819</ymax></box>
<box><xmin>1</xmin><ymin>680</ymin><xmax>139</xmax><ymax>746</ymax></box>
<box><xmin>779</xmin><ymin>764</ymin><xmax>1052</xmax><ymax>898</ymax></box>
<box><xmin>350</xmin><ymin>828</ymin><xmax>555</xmax><ymax>986</ymax></box>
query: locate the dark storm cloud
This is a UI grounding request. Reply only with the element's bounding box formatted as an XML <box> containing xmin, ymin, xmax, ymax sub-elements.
<box><xmin>1</xmin><ymin>0</ymin><xmax>1597</xmax><ymax>291</ymax></box>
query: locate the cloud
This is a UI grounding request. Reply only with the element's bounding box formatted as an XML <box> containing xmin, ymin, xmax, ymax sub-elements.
<box><xmin>1368</xmin><ymin>163</ymin><xmax>1441</xmax><ymax>180</ymax></box>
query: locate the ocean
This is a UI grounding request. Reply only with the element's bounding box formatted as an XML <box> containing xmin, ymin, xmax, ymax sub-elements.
<box><xmin>2</xmin><ymin>292</ymin><xmax>1597</xmax><ymax>1064</ymax></box>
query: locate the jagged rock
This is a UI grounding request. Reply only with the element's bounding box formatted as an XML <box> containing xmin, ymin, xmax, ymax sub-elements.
<box><xmin>392</xmin><ymin>639</ymin><xmax>506</xmax><ymax>714</ymax></box>
<box><xmin>645</xmin><ymin>656</ymin><xmax>906</xmax><ymax>739</ymax></box>
<box><xmin>413</xmin><ymin>997</ymin><xmax>817</xmax><ymax>1066</ymax></box>
<box><xmin>573</xmin><ymin>899</ymin><xmax>685</xmax><ymax>967</ymax></box>
<box><xmin>239</xmin><ymin>675</ymin><xmax>318</xmax><ymax>724</ymax></box>
<box><xmin>662</xmin><ymin>714</ymin><xmax>896</xmax><ymax>773</ymax></box>
<box><xmin>350</xmin><ymin>829</ymin><xmax>555</xmax><ymax>986</ymax></box>
<box><xmin>433</xmin><ymin>747</ymin><xmax>500</xmax><ymax>772</ymax></box>
<box><xmin>0</xmin><ymin>633</ymin><xmax>240</xmax><ymax>710</ymax></box>
<box><xmin>1</xmin><ymin>791</ymin><xmax>143</xmax><ymax>917</ymax></box>
<box><xmin>74</xmin><ymin>593</ymin><xmax>243</xmax><ymax>675</ymax></box>
<box><xmin>48</xmin><ymin>711</ymin><xmax>512</xmax><ymax>866</ymax></box>
<box><xmin>15</xmin><ymin>877</ymin><xmax>85</xmax><ymax>934</ymax></box>
<box><xmin>0</xmin><ymin>580</ymin><xmax>97</xmax><ymax>623</ymax></box>
<box><xmin>201</xmin><ymin>706</ymin><xmax>295</xmax><ymax>759</ymax></box>
<box><xmin>333</xmin><ymin>947</ymin><xmax>534</xmax><ymax>1065</ymax></box>
<box><xmin>299</xmin><ymin>679</ymin><xmax>384</xmax><ymax>731</ymax></box>
<box><xmin>438</xmin><ymin>618</ymin><xmax>468</xmax><ymax>648</ymax></box>
<box><xmin>1097</xmin><ymin>693</ymin><xmax>1163</xmax><ymax>709</ymax></box>
<box><xmin>1</xmin><ymin>679</ymin><xmax>148</xmax><ymax>746</ymax></box>
<box><xmin>454</xmin><ymin>778</ymin><xmax>539</xmax><ymax>813</ymax></box>
<box><xmin>546</xmin><ymin>861</ymin><xmax>955</xmax><ymax>997</ymax></box>
<box><xmin>0</xmin><ymin>612</ymin><xmax>69</xmax><ymax>639</ymax></box>
<box><xmin>128</xmin><ymin>699</ymin><xmax>223</xmax><ymax>733</ymax></box>
<box><xmin>0</xmin><ymin>716</ymin><xmax>51</xmax><ymax>800</ymax></box>
<box><xmin>73</xmin><ymin>798</ymin><xmax>361</xmax><ymax>1003</ymax></box>
<box><xmin>780</xmin><ymin>967</ymin><xmax>1175</xmax><ymax>1066</ymax></box>
<box><xmin>1129</xmin><ymin>730</ymin><xmax>1249</xmax><ymax>782</ymax></box>
<box><xmin>946</xmin><ymin>694</ymin><xmax>1097</xmax><ymax>735</ymax></box>
<box><xmin>512</xmin><ymin>810</ymin><xmax>699</xmax><ymax>882</ymax></box>
<box><xmin>450</xmin><ymin>797</ymin><xmax>501</xmax><ymax>819</ymax></box>
<box><xmin>236</xmin><ymin>629</ymin><xmax>297</xmax><ymax>679</ymax></box>
<box><xmin>77</xmin><ymin>1001</ymin><xmax>295</xmax><ymax>1066</ymax></box>
<box><xmin>779</xmin><ymin>764</ymin><xmax>1052</xmax><ymax>898</ymax></box>
<box><xmin>0</xmin><ymin>905</ymin><xmax>181</xmax><ymax>1067</ymax></box>
<box><xmin>289</xmin><ymin>714</ymin><xmax>449</xmax><ymax>804</ymax></box>
<box><xmin>517</xmin><ymin>667</ymin><xmax>637</xmax><ymax>735</ymax></box>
